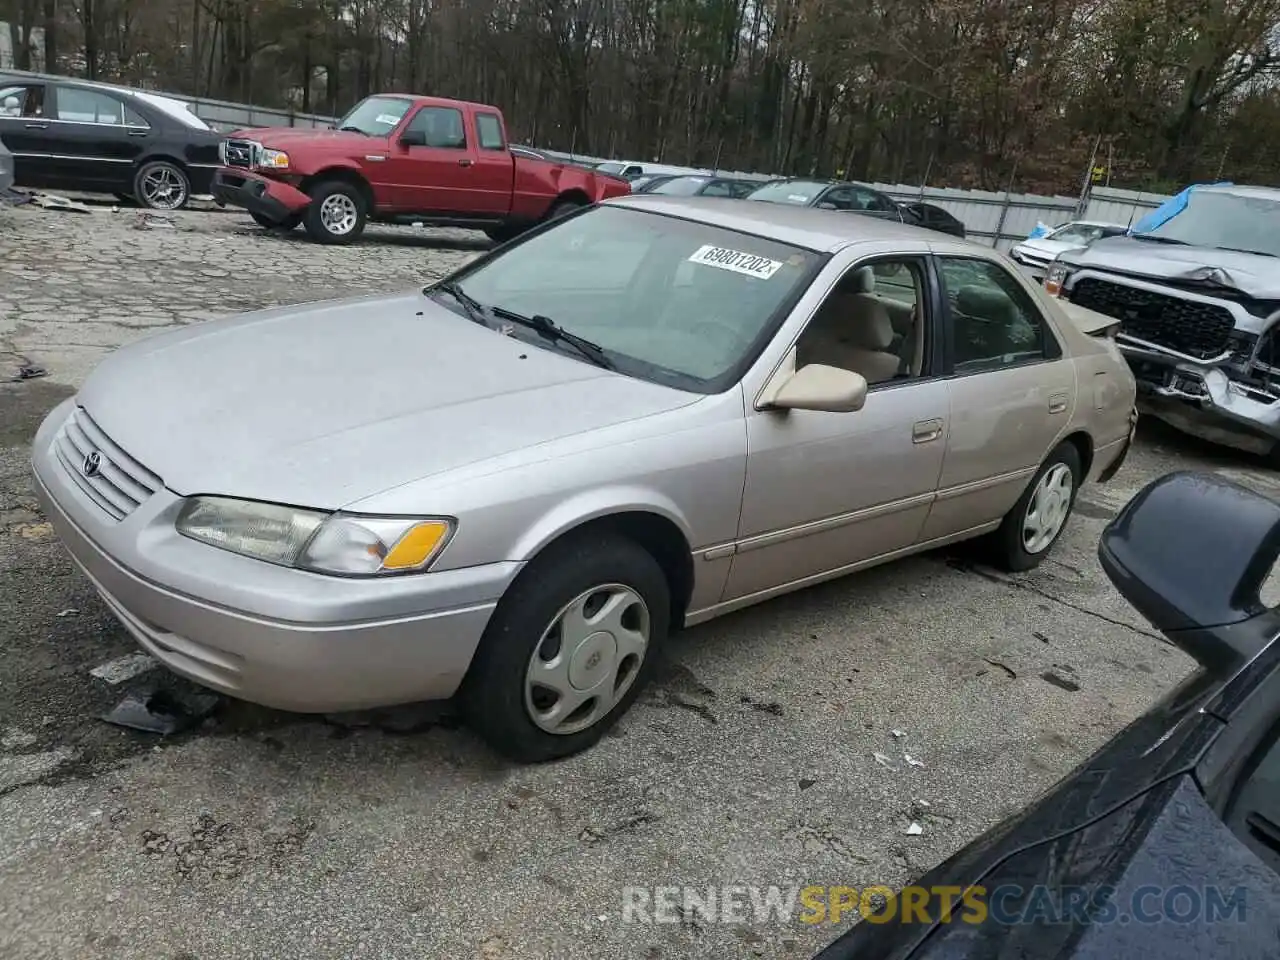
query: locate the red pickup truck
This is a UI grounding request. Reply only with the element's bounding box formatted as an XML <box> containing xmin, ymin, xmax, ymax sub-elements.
<box><xmin>210</xmin><ymin>95</ymin><xmax>631</xmax><ymax>244</ymax></box>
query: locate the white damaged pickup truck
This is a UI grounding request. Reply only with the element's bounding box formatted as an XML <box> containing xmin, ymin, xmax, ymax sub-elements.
<box><xmin>1043</xmin><ymin>184</ymin><xmax>1280</xmax><ymax>461</ymax></box>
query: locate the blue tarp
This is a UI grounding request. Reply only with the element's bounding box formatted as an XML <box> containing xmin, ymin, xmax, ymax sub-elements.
<box><xmin>1129</xmin><ymin>181</ymin><xmax>1232</xmax><ymax>234</ymax></box>
<box><xmin>1026</xmin><ymin>222</ymin><xmax>1052</xmax><ymax>239</ymax></box>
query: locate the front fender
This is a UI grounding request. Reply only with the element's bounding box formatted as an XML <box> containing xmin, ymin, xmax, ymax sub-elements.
<box><xmin>508</xmin><ymin>485</ymin><xmax>695</xmax><ymax>562</ymax></box>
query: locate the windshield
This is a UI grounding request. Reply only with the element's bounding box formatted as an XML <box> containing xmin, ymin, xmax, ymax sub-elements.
<box><xmin>595</xmin><ymin>162</ymin><xmax>625</xmax><ymax>175</ymax></box>
<box><xmin>336</xmin><ymin>96</ymin><xmax>412</xmax><ymax>136</ymax></box>
<box><xmin>442</xmin><ymin>206</ymin><xmax>822</xmax><ymax>391</ymax></box>
<box><xmin>1047</xmin><ymin>223</ymin><xmax>1105</xmax><ymax>245</ymax></box>
<box><xmin>745</xmin><ymin>180</ymin><xmax>827</xmax><ymax>205</ymax></box>
<box><xmin>1135</xmin><ymin>190</ymin><xmax>1280</xmax><ymax>257</ymax></box>
<box><xmin>650</xmin><ymin>177</ymin><xmax>711</xmax><ymax>196</ymax></box>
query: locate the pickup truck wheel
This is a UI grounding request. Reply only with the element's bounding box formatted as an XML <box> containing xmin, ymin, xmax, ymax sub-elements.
<box><xmin>134</xmin><ymin>160</ymin><xmax>190</xmax><ymax>211</ymax></box>
<box><xmin>546</xmin><ymin>200</ymin><xmax>584</xmax><ymax>222</ymax></box>
<box><xmin>484</xmin><ymin>224</ymin><xmax>522</xmax><ymax>244</ymax></box>
<box><xmin>303</xmin><ymin>180</ymin><xmax>366</xmax><ymax>244</ymax></box>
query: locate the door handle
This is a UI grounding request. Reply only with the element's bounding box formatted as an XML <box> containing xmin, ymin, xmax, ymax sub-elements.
<box><xmin>912</xmin><ymin>419</ymin><xmax>944</xmax><ymax>444</ymax></box>
<box><xmin>458</xmin><ymin>158</ymin><xmax>473</xmax><ymax>167</ymax></box>
<box><xmin>24</xmin><ymin>121</ymin><xmax>47</xmax><ymax>129</ymax></box>
<box><xmin>127</xmin><ymin>129</ymin><xmax>148</xmax><ymax>137</ymax></box>
<box><xmin>1048</xmin><ymin>393</ymin><xmax>1069</xmax><ymax>415</ymax></box>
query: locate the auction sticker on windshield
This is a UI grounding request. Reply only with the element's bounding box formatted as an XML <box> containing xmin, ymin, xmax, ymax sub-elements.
<box><xmin>688</xmin><ymin>245</ymin><xmax>784</xmax><ymax>279</ymax></box>
<box><xmin>375</xmin><ymin>114</ymin><xmax>401</xmax><ymax>125</ymax></box>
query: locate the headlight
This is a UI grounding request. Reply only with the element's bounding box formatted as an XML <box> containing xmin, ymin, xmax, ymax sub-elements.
<box><xmin>175</xmin><ymin>496</ymin><xmax>454</xmax><ymax>576</ymax></box>
<box><xmin>1044</xmin><ymin>259</ymin><xmax>1072</xmax><ymax>297</ymax></box>
<box><xmin>258</xmin><ymin>148</ymin><xmax>289</xmax><ymax>170</ymax></box>
<box><xmin>218</xmin><ymin>140</ymin><xmax>227</xmax><ymax>164</ymax></box>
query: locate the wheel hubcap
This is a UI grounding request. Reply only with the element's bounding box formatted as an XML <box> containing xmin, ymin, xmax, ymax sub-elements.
<box><xmin>319</xmin><ymin>194</ymin><xmax>358</xmax><ymax>235</ymax></box>
<box><xmin>141</xmin><ymin>167</ymin><xmax>185</xmax><ymax>209</ymax></box>
<box><xmin>524</xmin><ymin>584</ymin><xmax>650</xmax><ymax>736</ymax></box>
<box><xmin>1023</xmin><ymin>463</ymin><xmax>1074</xmax><ymax>554</ymax></box>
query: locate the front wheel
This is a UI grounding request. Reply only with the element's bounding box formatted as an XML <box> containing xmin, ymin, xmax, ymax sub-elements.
<box><xmin>989</xmin><ymin>442</ymin><xmax>1082</xmax><ymax>572</ymax></box>
<box><xmin>133</xmin><ymin>161</ymin><xmax>190</xmax><ymax>210</ymax></box>
<box><xmin>461</xmin><ymin>533</ymin><xmax>670</xmax><ymax>763</ymax></box>
<box><xmin>302</xmin><ymin>180</ymin><xmax>366</xmax><ymax>244</ymax></box>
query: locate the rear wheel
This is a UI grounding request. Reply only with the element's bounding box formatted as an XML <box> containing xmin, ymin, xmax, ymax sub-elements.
<box><xmin>133</xmin><ymin>160</ymin><xmax>190</xmax><ymax>211</ymax></box>
<box><xmin>484</xmin><ymin>224</ymin><xmax>522</xmax><ymax>245</ymax></box>
<box><xmin>545</xmin><ymin>199</ymin><xmax>584</xmax><ymax>222</ymax></box>
<box><xmin>303</xmin><ymin>180</ymin><xmax>366</xmax><ymax>244</ymax></box>
<box><xmin>989</xmin><ymin>442</ymin><xmax>1082</xmax><ymax>572</ymax></box>
<box><xmin>461</xmin><ymin>532</ymin><xmax>670</xmax><ymax>763</ymax></box>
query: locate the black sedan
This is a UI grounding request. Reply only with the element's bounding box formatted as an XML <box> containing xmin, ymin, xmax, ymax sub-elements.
<box><xmin>640</xmin><ymin>174</ymin><xmax>759</xmax><ymax>198</ymax></box>
<box><xmin>897</xmin><ymin>201</ymin><xmax>967</xmax><ymax>238</ymax></box>
<box><xmin>0</xmin><ymin>74</ymin><xmax>221</xmax><ymax>209</ymax></box>
<box><xmin>745</xmin><ymin>178</ymin><xmax>911</xmax><ymax>223</ymax></box>
<box><xmin>817</xmin><ymin>470</ymin><xmax>1280</xmax><ymax>960</ymax></box>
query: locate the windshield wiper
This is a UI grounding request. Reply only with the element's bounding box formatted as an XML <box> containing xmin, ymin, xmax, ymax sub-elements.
<box><xmin>489</xmin><ymin>306</ymin><xmax>615</xmax><ymax>370</ymax></box>
<box><xmin>1215</xmin><ymin>246</ymin><xmax>1278</xmax><ymax>258</ymax></box>
<box><xmin>431</xmin><ymin>281</ymin><xmax>489</xmax><ymax>326</ymax></box>
<box><xmin>1130</xmin><ymin>233</ymin><xmax>1191</xmax><ymax>245</ymax></box>
<box><xmin>338</xmin><ymin>124</ymin><xmax>368</xmax><ymax>135</ymax></box>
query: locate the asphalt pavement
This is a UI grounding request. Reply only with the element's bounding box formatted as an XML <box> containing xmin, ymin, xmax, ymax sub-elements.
<box><xmin>0</xmin><ymin>201</ymin><xmax>1272</xmax><ymax>960</ymax></box>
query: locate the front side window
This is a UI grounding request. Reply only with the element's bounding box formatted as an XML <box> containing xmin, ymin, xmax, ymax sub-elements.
<box><xmin>939</xmin><ymin>257</ymin><xmax>1058</xmax><ymax>372</ymax></box>
<box><xmin>336</xmin><ymin>96</ymin><xmax>412</xmax><ymax>136</ymax></box>
<box><xmin>476</xmin><ymin>113</ymin><xmax>504</xmax><ymax>150</ymax></box>
<box><xmin>1135</xmin><ymin>190</ymin><xmax>1280</xmax><ymax>257</ymax></box>
<box><xmin>0</xmin><ymin>84</ymin><xmax>44</xmax><ymax>118</ymax></box>
<box><xmin>56</xmin><ymin>87</ymin><xmax>126</xmax><ymax>124</ymax></box>
<box><xmin>1049</xmin><ymin>223</ymin><xmax>1103</xmax><ymax>245</ymax></box>
<box><xmin>437</xmin><ymin>206</ymin><xmax>823</xmax><ymax>392</ymax></box>
<box><xmin>404</xmin><ymin>107</ymin><xmax>466</xmax><ymax>148</ymax></box>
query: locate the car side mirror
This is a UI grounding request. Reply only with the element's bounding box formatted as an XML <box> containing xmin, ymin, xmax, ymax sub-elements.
<box><xmin>400</xmin><ymin>129</ymin><xmax>427</xmax><ymax>148</ymax></box>
<box><xmin>1099</xmin><ymin>471</ymin><xmax>1280</xmax><ymax>676</ymax></box>
<box><xmin>770</xmin><ymin>364</ymin><xmax>867</xmax><ymax>413</ymax></box>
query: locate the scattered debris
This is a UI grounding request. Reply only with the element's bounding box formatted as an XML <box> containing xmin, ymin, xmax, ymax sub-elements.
<box><xmin>100</xmin><ymin>688</ymin><xmax>220</xmax><ymax>735</ymax></box>
<box><xmin>0</xmin><ymin>187</ymin><xmax>33</xmax><ymax>205</ymax></box>
<box><xmin>905</xmin><ymin>822</ymin><xmax>924</xmax><ymax>836</ymax></box>
<box><xmin>891</xmin><ymin>728</ymin><xmax>906</xmax><ymax>738</ymax></box>
<box><xmin>56</xmin><ymin>608</ymin><xmax>79</xmax><ymax>618</ymax></box>
<box><xmin>872</xmin><ymin>752</ymin><xmax>892</xmax><ymax>767</ymax></box>
<box><xmin>30</xmin><ymin>193</ymin><xmax>93</xmax><ymax>213</ymax></box>
<box><xmin>740</xmin><ymin>694</ymin><xmax>784</xmax><ymax>716</ymax></box>
<box><xmin>134</xmin><ymin>211</ymin><xmax>176</xmax><ymax>230</ymax></box>
<box><xmin>798</xmin><ymin>778</ymin><xmax>817</xmax><ymax>790</ymax></box>
<box><xmin>982</xmin><ymin>657</ymin><xmax>1018</xmax><ymax>679</ymax></box>
<box><xmin>89</xmin><ymin>653</ymin><xmax>159</xmax><ymax>686</ymax></box>
<box><xmin>7</xmin><ymin>363</ymin><xmax>47</xmax><ymax>383</ymax></box>
<box><xmin>1040</xmin><ymin>670</ymin><xmax>1081</xmax><ymax>693</ymax></box>
<box><xmin>904</xmin><ymin>754</ymin><xmax>924</xmax><ymax>768</ymax></box>
<box><xmin>1033</xmin><ymin>631</ymin><xmax>1050</xmax><ymax>644</ymax></box>
<box><xmin>14</xmin><ymin>522</ymin><xmax>53</xmax><ymax>541</ymax></box>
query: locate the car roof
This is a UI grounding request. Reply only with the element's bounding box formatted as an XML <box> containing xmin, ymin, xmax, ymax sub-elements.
<box><xmin>604</xmin><ymin>195</ymin><xmax>956</xmax><ymax>252</ymax></box>
<box><xmin>1197</xmin><ymin>183</ymin><xmax>1280</xmax><ymax>201</ymax></box>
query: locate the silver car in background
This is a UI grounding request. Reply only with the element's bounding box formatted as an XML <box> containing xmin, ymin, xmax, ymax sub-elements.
<box><xmin>31</xmin><ymin>197</ymin><xmax>1137</xmax><ymax>763</ymax></box>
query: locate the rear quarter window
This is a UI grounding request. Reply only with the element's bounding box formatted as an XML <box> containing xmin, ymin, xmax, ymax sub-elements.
<box><xmin>476</xmin><ymin>113</ymin><xmax>504</xmax><ymax>150</ymax></box>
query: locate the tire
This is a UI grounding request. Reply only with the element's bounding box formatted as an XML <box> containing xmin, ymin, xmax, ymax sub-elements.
<box><xmin>302</xmin><ymin>179</ymin><xmax>367</xmax><ymax>244</ymax></box>
<box><xmin>251</xmin><ymin>211</ymin><xmax>302</xmax><ymax>231</ymax></box>
<box><xmin>545</xmin><ymin>199</ymin><xmax>584</xmax><ymax>222</ymax></box>
<box><xmin>989</xmin><ymin>441</ymin><xmax>1083</xmax><ymax>572</ymax></box>
<box><xmin>461</xmin><ymin>532</ymin><xmax>671</xmax><ymax>763</ymax></box>
<box><xmin>484</xmin><ymin>224</ymin><xmax>522</xmax><ymax>244</ymax></box>
<box><xmin>133</xmin><ymin>160</ymin><xmax>190</xmax><ymax>211</ymax></box>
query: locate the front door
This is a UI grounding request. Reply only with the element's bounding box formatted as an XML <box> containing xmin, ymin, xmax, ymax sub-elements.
<box><xmin>383</xmin><ymin>104</ymin><xmax>480</xmax><ymax>214</ymax></box>
<box><xmin>46</xmin><ymin>85</ymin><xmax>147</xmax><ymax>192</ymax></box>
<box><xmin>724</xmin><ymin>254</ymin><xmax>950</xmax><ymax>602</ymax></box>
<box><xmin>0</xmin><ymin>82</ymin><xmax>55</xmax><ymax>188</ymax></box>
<box><xmin>919</xmin><ymin>255</ymin><xmax>1077</xmax><ymax>540</ymax></box>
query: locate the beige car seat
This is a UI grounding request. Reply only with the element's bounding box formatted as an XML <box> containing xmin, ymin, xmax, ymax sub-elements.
<box><xmin>801</xmin><ymin>267</ymin><xmax>901</xmax><ymax>383</ymax></box>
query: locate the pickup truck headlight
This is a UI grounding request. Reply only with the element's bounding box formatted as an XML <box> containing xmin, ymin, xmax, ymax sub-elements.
<box><xmin>218</xmin><ymin>140</ymin><xmax>228</xmax><ymax>164</ymax></box>
<box><xmin>1044</xmin><ymin>259</ymin><xmax>1072</xmax><ymax>297</ymax></box>
<box><xmin>258</xmin><ymin>148</ymin><xmax>290</xmax><ymax>170</ymax></box>
<box><xmin>175</xmin><ymin>496</ymin><xmax>454</xmax><ymax>576</ymax></box>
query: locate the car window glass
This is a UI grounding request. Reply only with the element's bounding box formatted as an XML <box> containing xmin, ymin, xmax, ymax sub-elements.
<box><xmin>405</xmin><ymin>107</ymin><xmax>466</xmax><ymax>148</ymax></box>
<box><xmin>1223</xmin><ymin>720</ymin><xmax>1280</xmax><ymax>876</ymax></box>
<box><xmin>124</xmin><ymin>104</ymin><xmax>150</xmax><ymax>128</ymax></box>
<box><xmin>453</xmin><ymin>205</ymin><xmax>821</xmax><ymax>391</ymax></box>
<box><xmin>701</xmin><ymin>180</ymin><xmax>734</xmax><ymax>197</ymax></box>
<box><xmin>821</xmin><ymin>187</ymin><xmax>857</xmax><ymax>210</ymax></box>
<box><xmin>856</xmin><ymin>188</ymin><xmax>896</xmax><ymax>212</ymax></box>
<box><xmin>728</xmin><ymin>181</ymin><xmax>757</xmax><ymax>198</ymax></box>
<box><xmin>939</xmin><ymin>257</ymin><xmax>1054</xmax><ymax>372</ymax></box>
<box><xmin>796</xmin><ymin>259</ymin><xmax>928</xmax><ymax>386</ymax></box>
<box><xmin>57</xmin><ymin>87</ymin><xmax>125</xmax><ymax>124</ymax></box>
<box><xmin>475</xmin><ymin>113</ymin><xmax>504</xmax><ymax>150</ymax></box>
<box><xmin>0</xmin><ymin>84</ymin><xmax>43</xmax><ymax>118</ymax></box>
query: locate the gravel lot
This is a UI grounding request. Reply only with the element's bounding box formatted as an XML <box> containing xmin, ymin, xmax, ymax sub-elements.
<box><xmin>0</xmin><ymin>202</ymin><xmax>1274</xmax><ymax>959</ymax></box>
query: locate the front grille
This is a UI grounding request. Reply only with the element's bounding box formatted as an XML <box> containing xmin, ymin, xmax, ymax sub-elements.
<box><xmin>224</xmin><ymin>139</ymin><xmax>256</xmax><ymax>168</ymax></box>
<box><xmin>53</xmin><ymin>407</ymin><xmax>162</xmax><ymax>521</ymax></box>
<box><xmin>1070</xmin><ymin>278</ymin><xmax>1235</xmax><ymax>360</ymax></box>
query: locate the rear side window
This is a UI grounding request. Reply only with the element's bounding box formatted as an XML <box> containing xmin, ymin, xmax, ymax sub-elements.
<box><xmin>938</xmin><ymin>257</ymin><xmax>1062</xmax><ymax>372</ymax></box>
<box><xmin>476</xmin><ymin>113</ymin><xmax>504</xmax><ymax>150</ymax></box>
<box><xmin>57</xmin><ymin>87</ymin><xmax>126</xmax><ymax>124</ymax></box>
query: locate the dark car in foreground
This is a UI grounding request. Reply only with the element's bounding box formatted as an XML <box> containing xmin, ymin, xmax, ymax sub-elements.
<box><xmin>818</xmin><ymin>469</ymin><xmax>1280</xmax><ymax>959</ymax></box>
<box><xmin>0</xmin><ymin>73</ymin><xmax>221</xmax><ymax>208</ymax></box>
<box><xmin>747</xmin><ymin>178</ymin><xmax>910</xmax><ymax>224</ymax></box>
<box><xmin>1045</xmin><ymin>184</ymin><xmax>1280</xmax><ymax>462</ymax></box>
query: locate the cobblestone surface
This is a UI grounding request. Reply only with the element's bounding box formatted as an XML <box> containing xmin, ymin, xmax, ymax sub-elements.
<box><xmin>0</xmin><ymin>201</ymin><xmax>1273</xmax><ymax>960</ymax></box>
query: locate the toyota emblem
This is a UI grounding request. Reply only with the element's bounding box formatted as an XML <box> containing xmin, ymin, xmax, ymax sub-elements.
<box><xmin>82</xmin><ymin>451</ymin><xmax>102</xmax><ymax>478</ymax></box>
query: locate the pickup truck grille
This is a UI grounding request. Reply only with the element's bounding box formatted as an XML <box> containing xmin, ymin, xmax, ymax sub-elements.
<box><xmin>53</xmin><ymin>407</ymin><xmax>162</xmax><ymax>521</ymax></box>
<box><xmin>1069</xmin><ymin>278</ymin><xmax>1235</xmax><ymax>360</ymax></box>
<box><xmin>224</xmin><ymin>139</ymin><xmax>256</xmax><ymax>168</ymax></box>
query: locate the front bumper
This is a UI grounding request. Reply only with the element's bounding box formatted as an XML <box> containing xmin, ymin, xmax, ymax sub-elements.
<box><xmin>1121</xmin><ymin>344</ymin><xmax>1280</xmax><ymax>452</ymax></box>
<box><xmin>211</xmin><ymin>168</ymin><xmax>311</xmax><ymax>223</ymax></box>
<box><xmin>32</xmin><ymin>398</ymin><xmax>522</xmax><ymax>713</ymax></box>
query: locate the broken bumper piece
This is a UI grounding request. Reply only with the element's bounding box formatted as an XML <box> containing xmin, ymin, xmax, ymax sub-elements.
<box><xmin>211</xmin><ymin>168</ymin><xmax>310</xmax><ymax>223</ymax></box>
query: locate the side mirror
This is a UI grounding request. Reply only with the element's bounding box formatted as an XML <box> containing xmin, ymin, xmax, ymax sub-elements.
<box><xmin>400</xmin><ymin>129</ymin><xmax>427</xmax><ymax>148</ymax></box>
<box><xmin>770</xmin><ymin>364</ymin><xmax>867</xmax><ymax>413</ymax></box>
<box><xmin>1099</xmin><ymin>471</ymin><xmax>1280</xmax><ymax>675</ymax></box>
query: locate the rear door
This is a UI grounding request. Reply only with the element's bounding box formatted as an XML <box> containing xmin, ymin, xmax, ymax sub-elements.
<box><xmin>0</xmin><ymin>82</ymin><xmax>56</xmax><ymax>187</ymax></box>
<box><xmin>469</xmin><ymin>110</ymin><xmax>515</xmax><ymax>216</ymax></box>
<box><xmin>919</xmin><ymin>254</ymin><xmax>1077</xmax><ymax>540</ymax></box>
<box><xmin>46</xmin><ymin>85</ymin><xmax>146</xmax><ymax>192</ymax></box>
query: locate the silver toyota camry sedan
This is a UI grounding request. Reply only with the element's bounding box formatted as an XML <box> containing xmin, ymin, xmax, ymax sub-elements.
<box><xmin>31</xmin><ymin>196</ymin><xmax>1137</xmax><ymax>762</ymax></box>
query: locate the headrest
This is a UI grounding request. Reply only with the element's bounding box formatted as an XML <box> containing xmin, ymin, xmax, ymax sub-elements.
<box><xmin>848</xmin><ymin>298</ymin><xmax>895</xmax><ymax>349</ymax></box>
<box><xmin>847</xmin><ymin>267</ymin><xmax>875</xmax><ymax>294</ymax></box>
<box><xmin>957</xmin><ymin>285</ymin><xmax>1016</xmax><ymax>323</ymax></box>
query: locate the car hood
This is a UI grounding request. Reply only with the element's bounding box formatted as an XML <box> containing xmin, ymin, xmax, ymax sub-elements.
<box><xmin>227</xmin><ymin>127</ymin><xmax>380</xmax><ymax>150</ymax></box>
<box><xmin>1061</xmin><ymin>236</ymin><xmax>1280</xmax><ymax>298</ymax></box>
<box><xmin>75</xmin><ymin>293</ymin><xmax>697</xmax><ymax>509</ymax></box>
<box><xmin>1013</xmin><ymin>237</ymin><xmax>1081</xmax><ymax>259</ymax></box>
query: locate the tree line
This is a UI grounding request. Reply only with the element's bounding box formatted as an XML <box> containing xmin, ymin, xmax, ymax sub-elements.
<box><xmin>4</xmin><ymin>0</ymin><xmax>1280</xmax><ymax>194</ymax></box>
